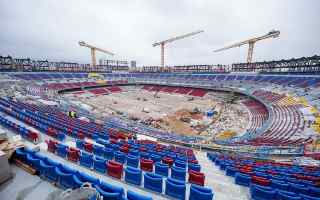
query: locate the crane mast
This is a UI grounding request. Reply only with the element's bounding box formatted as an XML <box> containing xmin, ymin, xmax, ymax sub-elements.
<box><xmin>153</xmin><ymin>30</ymin><xmax>204</xmax><ymax>67</ymax></box>
<box><xmin>79</xmin><ymin>41</ymin><xmax>114</xmax><ymax>67</ymax></box>
<box><xmin>214</xmin><ymin>30</ymin><xmax>280</xmax><ymax>63</ymax></box>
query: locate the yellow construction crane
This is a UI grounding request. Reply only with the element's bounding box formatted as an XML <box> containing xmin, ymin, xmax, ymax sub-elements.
<box><xmin>153</xmin><ymin>30</ymin><xmax>204</xmax><ymax>67</ymax></box>
<box><xmin>214</xmin><ymin>30</ymin><xmax>280</xmax><ymax>63</ymax></box>
<box><xmin>79</xmin><ymin>41</ymin><xmax>115</xmax><ymax>67</ymax></box>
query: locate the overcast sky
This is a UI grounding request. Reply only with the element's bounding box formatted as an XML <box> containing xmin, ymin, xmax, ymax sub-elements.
<box><xmin>0</xmin><ymin>0</ymin><xmax>319</xmax><ymax>66</ymax></box>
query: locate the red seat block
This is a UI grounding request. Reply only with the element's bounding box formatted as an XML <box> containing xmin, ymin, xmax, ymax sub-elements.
<box><xmin>84</xmin><ymin>142</ymin><xmax>93</xmax><ymax>152</ymax></box>
<box><xmin>46</xmin><ymin>139</ymin><xmax>58</xmax><ymax>153</ymax></box>
<box><xmin>28</xmin><ymin>131</ymin><xmax>39</xmax><ymax>143</ymax></box>
<box><xmin>140</xmin><ymin>159</ymin><xmax>153</xmax><ymax>172</ymax></box>
<box><xmin>251</xmin><ymin>176</ymin><xmax>270</xmax><ymax>186</ymax></box>
<box><xmin>120</xmin><ymin>146</ymin><xmax>129</xmax><ymax>154</ymax></box>
<box><xmin>188</xmin><ymin>170</ymin><xmax>205</xmax><ymax>186</ymax></box>
<box><xmin>67</xmin><ymin>147</ymin><xmax>80</xmax><ymax>162</ymax></box>
<box><xmin>162</xmin><ymin>157</ymin><xmax>174</xmax><ymax>167</ymax></box>
<box><xmin>107</xmin><ymin>160</ymin><xmax>123</xmax><ymax>179</ymax></box>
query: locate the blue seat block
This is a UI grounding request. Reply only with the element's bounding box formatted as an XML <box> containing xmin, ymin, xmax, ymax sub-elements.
<box><xmin>76</xmin><ymin>140</ymin><xmax>84</xmax><ymax>150</ymax></box>
<box><xmin>55</xmin><ymin>167</ymin><xmax>77</xmax><ymax>189</ymax></box>
<box><xmin>171</xmin><ymin>166</ymin><xmax>186</xmax><ymax>181</ymax></box>
<box><xmin>127</xmin><ymin>190</ymin><xmax>152</xmax><ymax>200</ymax></box>
<box><xmin>250</xmin><ymin>184</ymin><xmax>276</xmax><ymax>200</ymax></box>
<box><xmin>225</xmin><ymin>166</ymin><xmax>237</xmax><ymax>177</ymax></box>
<box><xmin>125</xmin><ymin>166</ymin><xmax>142</xmax><ymax>186</ymax></box>
<box><xmin>165</xmin><ymin>177</ymin><xmax>186</xmax><ymax>200</ymax></box>
<box><xmin>76</xmin><ymin>171</ymin><xmax>100</xmax><ymax>185</ymax></box>
<box><xmin>175</xmin><ymin>160</ymin><xmax>187</xmax><ymax>169</ymax></box>
<box><xmin>56</xmin><ymin>144</ymin><xmax>68</xmax><ymax>158</ymax></box>
<box><xmin>276</xmin><ymin>190</ymin><xmax>301</xmax><ymax>200</ymax></box>
<box><xmin>95</xmin><ymin>181</ymin><xmax>125</xmax><ymax>200</ymax></box>
<box><xmin>126</xmin><ymin>155</ymin><xmax>139</xmax><ymax>168</ymax></box>
<box><xmin>79</xmin><ymin>152</ymin><xmax>93</xmax><ymax>168</ymax></box>
<box><xmin>270</xmin><ymin>180</ymin><xmax>289</xmax><ymax>190</ymax></box>
<box><xmin>150</xmin><ymin>154</ymin><xmax>161</xmax><ymax>163</ymax></box>
<box><xmin>299</xmin><ymin>193</ymin><xmax>320</xmax><ymax>200</ymax></box>
<box><xmin>93</xmin><ymin>145</ymin><xmax>104</xmax><ymax>157</ymax></box>
<box><xmin>144</xmin><ymin>172</ymin><xmax>163</xmax><ymax>193</ymax></box>
<box><xmin>93</xmin><ymin>156</ymin><xmax>107</xmax><ymax>173</ymax></box>
<box><xmin>114</xmin><ymin>151</ymin><xmax>126</xmax><ymax>164</ymax></box>
<box><xmin>189</xmin><ymin>184</ymin><xmax>213</xmax><ymax>200</ymax></box>
<box><xmin>235</xmin><ymin>172</ymin><xmax>251</xmax><ymax>187</ymax></box>
<box><xmin>104</xmin><ymin>148</ymin><xmax>114</xmax><ymax>160</ymax></box>
<box><xmin>155</xmin><ymin>162</ymin><xmax>169</xmax><ymax>177</ymax></box>
<box><xmin>188</xmin><ymin>163</ymin><xmax>201</xmax><ymax>172</ymax></box>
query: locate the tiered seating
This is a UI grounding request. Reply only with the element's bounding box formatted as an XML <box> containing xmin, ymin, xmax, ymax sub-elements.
<box><xmin>242</xmin><ymin>100</ymin><xmax>269</xmax><ymax>133</ymax></box>
<box><xmin>16</xmin><ymin>147</ymin><xmax>151</xmax><ymax>200</ymax></box>
<box><xmin>208</xmin><ymin>153</ymin><xmax>320</xmax><ymax>200</ymax></box>
<box><xmin>189</xmin><ymin>88</ymin><xmax>207</xmax><ymax>97</ymax></box>
<box><xmin>88</xmin><ymin>88</ymin><xmax>109</xmax><ymax>95</ymax></box>
<box><xmin>107</xmin><ymin>86</ymin><xmax>122</xmax><ymax>93</ymax></box>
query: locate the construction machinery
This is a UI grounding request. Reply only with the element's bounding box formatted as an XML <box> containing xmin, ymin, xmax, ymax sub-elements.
<box><xmin>214</xmin><ymin>30</ymin><xmax>280</xmax><ymax>63</ymax></box>
<box><xmin>78</xmin><ymin>41</ymin><xmax>114</xmax><ymax>67</ymax></box>
<box><xmin>153</xmin><ymin>30</ymin><xmax>204</xmax><ymax>67</ymax></box>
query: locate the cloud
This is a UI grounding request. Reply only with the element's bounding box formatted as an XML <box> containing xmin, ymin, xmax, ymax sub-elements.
<box><xmin>0</xmin><ymin>0</ymin><xmax>319</xmax><ymax>65</ymax></box>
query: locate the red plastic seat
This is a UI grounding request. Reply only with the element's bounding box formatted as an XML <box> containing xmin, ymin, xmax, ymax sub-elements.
<box><xmin>77</xmin><ymin>132</ymin><xmax>85</xmax><ymax>140</ymax></box>
<box><xmin>84</xmin><ymin>142</ymin><xmax>93</xmax><ymax>152</ymax></box>
<box><xmin>188</xmin><ymin>170</ymin><xmax>205</xmax><ymax>186</ymax></box>
<box><xmin>46</xmin><ymin>139</ymin><xmax>58</xmax><ymax>153</ymax></box>
<box><xmin>107</xmin><ymin>160</ymin><xmax>123</xmax><ymax>179</ymax></box>
<box><xmin>162</xmin><ymin>157</ymin><xmax>174</xmax><ymax>167</ymax></box>
<box><xmin>28</xmin><ymin>131</ymin><xmax>39</xmax><ymax>143</ymax></box>
<box><xmin>120</xmin><ymin>146</ymin><xmax>129</xmax><ymax>154</ymax></box>
<box><xmin>251</xmin><ymin>176</ymin><xmax>270</xmax><ymax>186</ymax></box>
<box><xmin>140</xmin><ymin>159</ymin><xmax>154</xmax><ymax>172</ymax></box>
<box><xmin>67</xmin><ymin>147</ymin><xmax>80</xmax><ymax>162</ymax></box>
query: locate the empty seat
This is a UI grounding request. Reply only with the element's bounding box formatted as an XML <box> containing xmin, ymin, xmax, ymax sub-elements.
<box><xmin>165</xmin><ymin>177</ymin><xmax>186</xmax><ymax>200</ymax></box>
<box><xmin>67</xmin><ymin>147</ymin><xmax>80</xmax><ymax>162</ymax></box>
<box><xmin>125</xmin><ymin>166</ymin><xmax>142</xmax><ymax>186</ymax></box>
<box><xmin>114</xmin><ymin>151</ymin><xmax>126</xmax><ymax>164</ymax></box>
<box><xmin>235</xmin><ymin>172</ymin><xmax>251</xmax><ymax>186</ymax></box>
<box><xmin>150</xmin><ymin>154</ymin><xmax>161</xmax><ymax>163</ymax></box>
<box><xmin>175</xmin><ymin>160</ymin><xmax>187</xmax><ymax>168</ymax></box>
<box><xmin>250</xmin><ymin>184</ymin><xmax>276</xmax><ymax>200</ymax></box>
<box><xmin>56</xmin><ymin>144</ymin><xmax>68</xmax><ymax>158</ymax></box>
<box><xmin>171</xmin><ymin>166</ymin><xmax>186</xmax><ymax>181</ymax></box>
<box><xmin>55</xmin><ymin>167</ymin><xmax>77</xmax><ymax>189</ymax></box>
<box><xmin>140</xmin><ymin>159</ymin><xmax>153</xmax><ymax>172</ymax></box>
<box><xmin>79</xmin><ymin>151</ymin><xmax>93</xmax><ymax>168</ymax></box>
<box><xmin>155</xmin><ymin>162</ymin><xmax>169</xmax><ymax>177</ymax></box>
<box><xmin>144</xmin><ymin>172</ymin><xmax>163</xmax><ymax>193</ymax></box>
<box><xmin>127</xmin><ymin>155</ymin><xmax>139</xmax><ymax>168</ymax></box>
<box><xmin>226</xmin><ymin>166</ymin><xmax>237</xmax><ymax>177</ymax></box>
<box><xmin>93</xmin><ymin>145</ymin><xmax>104</xmax><ymax>157</ymax></box>
<box><xmin>107</xmin><ymin>160</ymin><xmax>123</xmax><ymax>179</ymax></box>
<box><xmin>189</xmin><ymin>184</ymin><xmax>213</xmax><ymax>200</ymax></box>
<box><xmin>95</xmin><ymin>181</ymin><xmax>125</xmax><ymax>200</ymax></box>
<box><xmin>84</xmin><ymin>142</ymin><xmax>93</xmax><ymax>153</ymax></box>
<box><xmin>104</xmin><ymin>148</ymin><xmax>114</xmax><ymax>160</ymax></box>
<box><xmin>188</xmin><ymin>170</ymin><xmax>205</xmax><ymax>186</ymax></box>
<box><xmin>276</xmin><ymin>190</ymin><xmax>301</xmax><ymax>200</ymax></box>
<box><xmin>76</xmin><ymin>140</ymin><xmax>84</xmax><ymax>150</ymax></box>
<box><xmin>46</xmin><ymin>140</ymin><xmax>58</xmax><ymax>153</ymax></box>
<box><xmin>188</xmin><ymin>163</ymin><xmax>201</xmax><ymax>172</ymax></box>
<box><xmin>127</xmin><ymin>190</ymin><xmax>153</xmax><ymax>200</ymax></box>
<box><xmin>93</xmin><ymin>156</ymin><xmax>107</xmax><ymax>173</ymax></box>
<box><xmin>162</xmin><ymin>157</ymin><xmax>174</xmax><ymax>167</ymax></box>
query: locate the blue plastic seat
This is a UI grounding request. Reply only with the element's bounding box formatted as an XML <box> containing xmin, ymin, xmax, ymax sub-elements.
<box><xmin>155</xmin><ymin>162</ymin><xmax>169</xmax><ymax>177</ymax></box>
<box><xmin>129</xmin><ymin>150</ymin><xmax>140</xmax><ymax>157</ymax></box>
<box><xmin>93</xmin><ymin>145</ymin><xmax>104</xmax><ymax>157</ymax></box>
<box><xmin>150</xmin><ymin>154</ymin><xmax>161</xmax><ymax>163</ymax></box>
<box><xmin>15</xmin><ymin>148</ymin><xmax>27</xmax><ymax>161</ymax></box>
<box><xmin>76</xmin><ymin>140</ymin><xmax>84</xmax><ymax>150</ymax></box>
<box><xmin>127</xmin><ymin>190</ymin><xmax>152</xmax><ymax>200</ymax></box>
<box><xmin>225</xmin><ymin>166</ymin><xmax>237</xmax><ymax>177</ymax></box>
<box><xmin>75</xmin><ymin>171</ymin><xmax>100</xmax><ymax>185</ymax></box>
<box><xmin>55</xmin><ymin>167</ymin><xmax>77</xmax><ymax>189</ymax></box>
<box><xmin>165</xmin><ymin>177</ymin><xmax>186</xmax><ymax>200</ymax></box>
<box><xmin>114</xmin><ymin>151</ymin><xmax>126</xmax><ymax>164</ymax></box>
<box><xmin>270</xmin><ymin>179</ymin><xmax>289</xmax><ymax>190</ymax></box>
<box><xmin>175</xmin><ymin>160</ymin><xmax>187</xmax><ymax>168</ymax></box>
<box><xmin>79</xmin><ymin>151</ymin><xmax>93</xmax><ymax>168</ymax></box>
<box><xmin>144</xmin><ymin>172</ymin><xmax>163</xmax><ymax>193</ymax></box>
<box><xmin>140</xmin><ymin>152</ymin><xmax>150</xmax><ymax>159</ymax></box>
<box><xmin>276</xmin><ymin>190</ymin><xmax>301</xmax><ymax>200</ymax></box>
<box><xmin>290</xmin><ymin>183</ymin><xmax>309</xmax><ymax>195</ymax></box>
<box><xmin>235</xmin><ymin>172</ymin><xmax>251</xmax><ymax>186</ymax></box>
<box><xmin>95</xmin><ymin>181</ymin><xmax>125</xmax><ymax>200</ymax></box>
<box><xmin>189</xmin><ymin>184</ymin><xmax>214</xmax><ymax>200</ymax></box>
<box><xmin>250</xmin><ymin>184</ymin><xmax>276</xmax><ymax>200</ymax></box>
<box><xmin>93</xmin><ymin>156</ymin><xmax>107</xmax><ymax>173</ymax></box>
<box><xmin>127</xmin><ymin>155</ymin><xmax>139</xmax><ymax>168</ymax></box>
<box><xmin>188</xmin><ymin>163</ymin><xmax>201</xmax><ymax>172</ymax></box>
<box><xmin>125</xmin><ymin>166</ymin><xmax>142</xmax><ymax>186</ymax></box>
<box><xmin>299</xmin><ymin>193</ymin><xmax>320</xmax><ymax>200</ymax></box>
<box><xmin>171</xmin><ymin>166</ymin><xmax>186</xmax><ymax>181</ymax></box>
<box><xmin>56</xmin><ymin>144</ymin><xmax>68</xmax><ymax>158</ymax></box>
<box><xmin>104</xmin><ymin>148</ymin><xmax>114</xmax><ymax>160</ymax></box>
<box><xmin>308</xmin><ymin>186</ymin><xmax>320</xmax><ymax>197</ymax></box>
<box><xmin>27</xmin><ymin>153</ymin><xmax>41</xmax><ymax>171</ymax></box>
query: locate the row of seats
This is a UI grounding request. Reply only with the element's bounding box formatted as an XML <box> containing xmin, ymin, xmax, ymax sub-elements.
<box><xmin>15</xmin><ymin>147</ymin><xmax>151</xmax><ymax>200</ymax></box>
<box><xmin>207</xmin><ymin>153</ymin><xmax>320</xmax><ymax>200</ymax></box>
<box><xmin>142</xmin><ymin>85</ymin><xmax>207</xmax><ymax>97</ymax></box>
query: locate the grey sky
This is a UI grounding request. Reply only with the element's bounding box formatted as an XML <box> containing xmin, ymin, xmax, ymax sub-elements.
<box><xmin>0</xmin><ymin>0</ymin><xmax>319</xmax><ymax>66</ymax></box>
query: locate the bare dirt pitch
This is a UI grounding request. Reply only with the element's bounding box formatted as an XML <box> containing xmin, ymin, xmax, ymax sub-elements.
<box><xmin>67</xmin><ymin>86</ymin><xmax>249</xmax><ymax>138</ymax></box>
